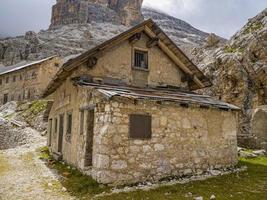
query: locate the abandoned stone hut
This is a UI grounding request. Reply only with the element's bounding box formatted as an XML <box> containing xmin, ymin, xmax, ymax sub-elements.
<box><xmin>0</xmin><ymin>56</ymin><xmax>61</xmax><ymax>105</ymax></box>
<box><xmin>43</xmin><ymin>19</ymin><xmax>240</xmax><ymax>185</ymax></box>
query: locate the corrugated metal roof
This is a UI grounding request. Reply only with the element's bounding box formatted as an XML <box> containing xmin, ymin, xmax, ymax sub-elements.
<box><xmin>0</xmin><ymin>56</ymin><xmax>56</xmax><ymax>76</ymax></box>
<box><xmin>78</xmin><ymin>82</ymin><xmax>240</xmax><ymax>111</ymax></box>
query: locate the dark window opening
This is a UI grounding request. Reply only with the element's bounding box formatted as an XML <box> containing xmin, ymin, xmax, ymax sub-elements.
<box><xmin>134</xmin><ymin>50</ymin><xmax>148</xmax><ymax>69</ymax></box>
<box><xmin>66</xmin><ymin>113</ymin><xmax>72</xmax><ymax>135</ymax></box>
<box><xmin>54</xmin><ymin>118</ymin><xmax>58</xmax><ymax>134</ymax></box>
<box><xmin>80</xmin><ymin>110</ymin><xmax>84</xmax><ymax>135</ymax></box>
<box><xmin>6</xmin><ymin>77</ymin><xmax>9</xmax><ymax>84</ymax></box>
<box><xmin>129</xmin><ymin>114</ymin><xmax>152</xmax><ymax>139</ymax></box>
<box><xmin>48</xmin><ymin>119</ymin><xmax>53</xmax><ymax>147</ymax></box>
<box><xmin>20</xmin><ymin>75</ymin><xmax>23</xmax><ymax>81</ymax></box>
<box><xmin>0</xmin><ymin>79</ymin><xmax>2</xmax><ymax>85</ymax></box>
<box><xmin>3</xmin><ymin>94</ymin><xmax>8</xmax><ymax>104</ymax></box>
<box><xmin>13</xmin><ymin>76</ymin><xmax>16</xmax><ymax>82</ymax></box>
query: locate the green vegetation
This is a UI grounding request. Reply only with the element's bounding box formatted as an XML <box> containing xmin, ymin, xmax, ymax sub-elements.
<box><xmin>224</xmin><ymin>45</ymin><xmax>238</xmax><ymax>53</ymax></box>
<box><xmin>38</xmin><ymin>147</ymin><xmax>111</xmax><ymax>198</ymax></box>
<box><xmin>25</xmin><ymin>100</ymin><xmax>47</xmax><ymax>116</ymax></box>
<box><xmin>243</xmin><ymin>21</ymin><xmax>264</xmax><ymax>35</ymax></box>
<box><xmin>38</xmin><ymin>147</ymin><xmax>267</xmax><ymax>200</ymax></box>
<box><xmin>20</xmin><ymin>100</ymin><xmax>48</xmax><ymax>125</ymax></box>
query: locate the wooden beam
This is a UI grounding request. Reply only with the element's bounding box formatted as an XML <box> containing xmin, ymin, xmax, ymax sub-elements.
<box><xmin>146</xmin><ymin>37</ymin><xmax>159</xmax><ymax>48</ymax></box>
<box><xmin>144</xmin><ymin>25</ymin><xmax>205</xmax><ymax>89</ymax></box>
<box><xmin>87</xmin><ymin>57</ymin><xmax>98</xmax><ymax>68</ymax></box>
<box><xmin>129</xmin><ymin>33</ymin><xmax>142</xmax><ymax>44</ymax></box>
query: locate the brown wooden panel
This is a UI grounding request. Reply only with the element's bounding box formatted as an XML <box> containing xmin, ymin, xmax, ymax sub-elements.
<box><xmin>129</xmin><ymin>114</ymin><xmax>152</xmax><ymax>139</ymax></box>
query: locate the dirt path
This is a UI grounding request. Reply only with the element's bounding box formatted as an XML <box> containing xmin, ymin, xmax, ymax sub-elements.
<box><xmin>0</xmin><ymin>132</ymin><xmax>76</xmax><ymax>200</ymax></box>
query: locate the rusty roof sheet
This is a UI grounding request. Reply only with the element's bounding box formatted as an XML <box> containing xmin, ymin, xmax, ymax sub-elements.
<box><xmin>79</xmin><ymin>82</ymin><xmax>239</xmax><ymax>111</ymax></box>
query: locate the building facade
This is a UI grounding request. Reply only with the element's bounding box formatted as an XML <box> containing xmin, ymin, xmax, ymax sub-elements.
<box><xmin>0</xmin><ymin>56</ymin><xmax>61</xmax><ymax>105</ymax></box>
<box><xmin>44</xmin><ymin>19</ymin><xmax>239</xmax><ymax>185</ymax></box>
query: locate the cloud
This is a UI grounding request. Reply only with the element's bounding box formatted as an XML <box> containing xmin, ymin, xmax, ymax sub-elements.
<box><xmin>0</xmin><ymin>0</ymin><xmax>266</xmax><ymax>38</ymax></box>
<box><xmin>143</xmin><ymin>0</ymin><xmax>267</xmax><ymax>38</ymax></box>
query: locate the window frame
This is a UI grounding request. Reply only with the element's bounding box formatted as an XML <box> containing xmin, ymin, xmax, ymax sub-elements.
<box><xmin>132</xmin><ymin>48</ymin><xmax>149</xmax><ymax>71</ymax></box>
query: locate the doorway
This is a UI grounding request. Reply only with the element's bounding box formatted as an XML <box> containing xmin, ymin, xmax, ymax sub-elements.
<box><xmin>84</xmin><ymin>109</ymin><xmax>94</xmax><ymax>167</ymax></box>
<box><xmin>58</xmin><ymin>114</ymin><xmax>64</xmax><ymax>153</ymax></box>
<box><xmin>3</xmin><ymin>94</ymin><xmax>8</xmax><ymax>104</ymax></box>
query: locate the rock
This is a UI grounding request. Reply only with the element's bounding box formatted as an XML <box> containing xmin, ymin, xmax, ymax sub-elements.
<box><xmin>62</xmin><ymin>187</ymin><xmax>67</xmax><ymax>192</ymax></box>
<box><xmin>205</xmin><ymin>33</ymin><xmax>221</xmax><ymax>47</ymax></box>
<box><xmin>210</xmin><ymin>170</ymin><xmax>222</xmax><ymax>176</ymax></box>
<box><xmin>238</xmin><ymin>151</ymin><xmax>257</xmax><ymax>158</ymax></box>
<box><xmin>252</xmin><ymin>150</ymin><xmax>266</xmax><ymax>156</ymax></box>
<box><xmin>111</xmin><ymin>160</ymin><xmax>127</xmax><ymax>170</ymax></box>
<box><xmin>192</xmin><ymin>8</ymin><xmax>267</xmax><ymax>149</ymax></box>
<box><xmin>210</xmin><ymin>194</ymin><xmax>216</xmax><ymax>199</ymax></box>
<box><xmin>194</xmin><ymin>197</ymin><xmax>203</xmax><ymax>200</ymax></box>
<box><xmin>50</xmin><ymin>0</ymin><xmax>143</xmax><ymax>28</ymax></box>
<box><xmin>47</xmin><ymin>182</ymin><xmax>53</xmax><ymax>187</ymax></box>
<box><xmin>0</xmin><ymin>4</ymin><xmax>210</xmax><ymax>66</ymax></box>
<box><xmin>41</xmin><ymin>130</ymin><xmax>47</xmax><ymax>136</ymax></box>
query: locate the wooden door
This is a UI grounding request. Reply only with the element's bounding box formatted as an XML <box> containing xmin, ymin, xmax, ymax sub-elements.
<box><xmin>84</xmin><ymin>109</ymin><xmax>94</xmax><ymax>167</ymax></box>
<box><xmin>58</xmin><ymin>114</ymin><xmax>64</xmax><ymax>153</ymax></box>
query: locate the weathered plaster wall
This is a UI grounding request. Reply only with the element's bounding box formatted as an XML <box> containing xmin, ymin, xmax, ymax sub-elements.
<box><xmin>72</xmin><ymin>33</ymin><xmax>186</xmax><ymax>88</ymax></box>
<box><xmin>91</xmin><ymin>98</ymin><xmax>238</xmax><ymax>185</ymax></box>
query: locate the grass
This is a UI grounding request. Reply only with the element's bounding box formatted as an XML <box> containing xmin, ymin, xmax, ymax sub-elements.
<box><xmin>38</xmin><ymin>147</ymin><xmax>111</xmax><ymax>198</ymax></box>
<box><xmin>97</xmin><ymin>157</ymin><xmax>267</xmax><ymax>200</ymax></box>
<box><xmin>38</xmin><ymin>147</ymin><xmax>267</xmax><ymax>200</ymax></box>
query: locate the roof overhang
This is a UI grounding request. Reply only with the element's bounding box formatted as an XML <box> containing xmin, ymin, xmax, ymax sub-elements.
<box><xmin>43</xmin><ymin>19</ymin><xmax>211</xmax><ymax>97</ymax></box>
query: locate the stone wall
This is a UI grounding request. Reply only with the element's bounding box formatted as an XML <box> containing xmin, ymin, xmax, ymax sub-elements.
<box><xmin>72</xmin><ymin>32</ymin><xmax>187</xmax><ymax>89</ymax></box>
<box><xmin>91</xmin><ymin>97</ymin><xmax>238</xmax><ymax>185</ymax></box>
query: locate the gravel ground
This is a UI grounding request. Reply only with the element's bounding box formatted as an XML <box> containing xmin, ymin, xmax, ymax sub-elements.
<box><xmin>0</xmin><ymin>129</ymin><xmax>76</xmax><ymax>200</ymax></box>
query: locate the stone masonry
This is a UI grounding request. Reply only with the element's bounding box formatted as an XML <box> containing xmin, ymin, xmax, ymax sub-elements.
<box><xmin>91</xmin><ymin>97</ymin><xmax>238</xmax><ymax>184</ymax></box>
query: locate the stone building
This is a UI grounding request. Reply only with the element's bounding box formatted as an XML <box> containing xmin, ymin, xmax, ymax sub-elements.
<box><xmin>0</xmin><ymin>56</ymin><xmax>61</xmax><ymax>105</ymax></box>
<box><xmin>43</xmin><ymin>19</ymin><xmax>239</xmax><ymax>185</ymax></box>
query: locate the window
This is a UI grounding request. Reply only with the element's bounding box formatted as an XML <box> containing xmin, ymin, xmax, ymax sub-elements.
<box><xmin>6</xmin><ymin>77</ymin><xmax>9</xmax><ymax>84</ymax></box>
<box><xmin>66</xmin><ymin>112</ymin><xmax>72</xmax><ymax>135</ymax></box>
<box><xmin>20</xmin><ymin>75</ymin><xmax>23</xmax><ymax>81</ymax></box>
<box><xmin>54</xmin><ymin>117</ymin><xmax>58</xmax><ymax>134</ymax></box>
<box><xmin>13</xmin><ymin>75</ymin><xmax>16</xmax><ymax>82</ymax></box>
<box><xmin>48</xmin><ymin>119</ymin><xmax>53</xmax><ymax>147</ymax></box>
<box><xmin>0</xmin><ymin>79</ymin><xmax>2</xmax><ymax>85</ymax></box>
<box><xmin>129</xmin><ymin>114</ymin><xmax>152</xmax><ymax>139</ymax></box>
<box><xmin>80</xmin><ymin>110</ymin><xmax>84</xmax><ymax>135</ymax></box>
<box><xmin>133</xmin><ymin>50</ymin><xmax>148</xmax><ymax>69</ymax></box>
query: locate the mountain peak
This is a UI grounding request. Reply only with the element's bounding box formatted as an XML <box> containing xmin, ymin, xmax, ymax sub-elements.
<box><xmin>50</xmin><ymin>0</ymin><xmax>144</xmax><ymax>28</ymax></box>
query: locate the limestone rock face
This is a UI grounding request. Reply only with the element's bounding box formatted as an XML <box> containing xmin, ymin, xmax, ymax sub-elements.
<box><xmin>50</xmin><ymin>0</ymin><xmax>144</xmax><ymax>28</ymax></box>
<box><xmin>193</xmin><ymin>8</ymin><xmax>267</xmax><ymax>137</ymax></box>
<box><xmin>0</xmin><ymin>5</ymin><xmax>210</xmax><ymax>66</ymax></box>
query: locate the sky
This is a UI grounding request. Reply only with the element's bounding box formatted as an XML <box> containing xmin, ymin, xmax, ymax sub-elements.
<box><xmin>0</xmin><ymin>0</ymin><xmax>266</xmax><ymax>38</ymax></box>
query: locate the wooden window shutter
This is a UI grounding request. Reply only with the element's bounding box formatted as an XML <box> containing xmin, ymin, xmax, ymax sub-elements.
<box><xmin>129</xmin><ymin>114</ymin><xmax>152</xmax><ymax>139</ymax></box>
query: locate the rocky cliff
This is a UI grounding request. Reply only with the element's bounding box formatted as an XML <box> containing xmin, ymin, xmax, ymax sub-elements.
<box><xmin>0</xmin><ymin>2</ymin><xmax>211</xmax><ymax>66</ymax></box>
<box><xmin>50</xmin><ymin>0</ymin><xmax>144</xmax><ymax>27</ymax></box>
<box><xmin>193</xmin><ymin>8</ymin><xmax>267</xmax><ymax>140</ymax></box>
